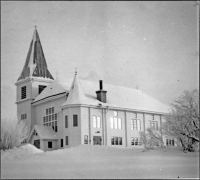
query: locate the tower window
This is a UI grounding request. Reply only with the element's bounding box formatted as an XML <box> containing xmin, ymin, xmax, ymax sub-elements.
<box><xmin>21</xmin><ymin>114</ymin><xmax>27</xmax><ymax>120</ymax></box>
<box><xmin>38</xmin><ymin>85</ymin><xmax>47</xmax><ymax>94</ymax></box>
<box><xmin>21</xmin><ymin>86</ymin><xmax>26</xmax><ymax>99</ymax></box>
<box><xmin>73</xmin><ymin>115</ymin><xmax>78</xmax><ymax>127</ymax></box>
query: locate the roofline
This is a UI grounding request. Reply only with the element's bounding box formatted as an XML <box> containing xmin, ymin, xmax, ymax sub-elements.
<box><xmin>15</xmin><ymin>77</ymin><xmax>54</xmax><ymax>85</ymax></box>
<box><xmin>32</xmin><ymin>92</ymin><xmax>67</xmax><ymax>105</ymax></box>
<box><xmin>16</xmin><ymin>97</ymin><xmax>33</xmax><ymax>104</ymax></box>
<box><xmin>61</xmin><ymin>104</ymin><xmax>169</xmax><ymax>115</ymax></box>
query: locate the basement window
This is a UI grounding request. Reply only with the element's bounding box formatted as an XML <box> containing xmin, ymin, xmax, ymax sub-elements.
<box><xmin>84</xmin><ymin>135</ymin><xmax>88</xmax><ymax>144</ymax></box>
<box><xmin>21</xmin><ymin>86</ymin><xmax>26</xmax><ymax>99</ymax></box>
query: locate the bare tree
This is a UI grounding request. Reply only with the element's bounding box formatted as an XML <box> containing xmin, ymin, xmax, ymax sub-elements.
<box><xmin>163</xmin><ymin>89</ymin><xmax>199</xmax><ymax>152</ymax></box>
<box><xmin>1</xmin><ymin>118</ymin><xmax>28</xmax><ymax>151</ymax></box>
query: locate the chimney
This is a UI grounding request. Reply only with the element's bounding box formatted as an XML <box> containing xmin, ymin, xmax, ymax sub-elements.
<box><xmin>96</xmin><ymin>80</ymin><xmax>107</xmax><ymax>103</ymax></box>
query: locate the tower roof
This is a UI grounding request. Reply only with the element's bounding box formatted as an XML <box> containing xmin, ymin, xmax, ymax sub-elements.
<box><xmin>62</xmin><ymin>72</ymin><xmax>94</xmax><ymax>106</ymax></box>
<box><xmin>17</xmin><ymin>28</ymin><xmax>54</xmax><ymax>81</ymax></box>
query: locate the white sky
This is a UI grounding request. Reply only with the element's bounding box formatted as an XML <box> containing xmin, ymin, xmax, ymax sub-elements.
<box><xmin>1</xmin><ymin>1</ymin><xmax>199</xmax><ymax>119</ymax></box>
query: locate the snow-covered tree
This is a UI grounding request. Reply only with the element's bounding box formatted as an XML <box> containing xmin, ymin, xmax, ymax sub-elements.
<box><xmin>1</xmin><ymin>118</ymin><xmax>28</xmax><ymax>151</ymax></box>
<box><xmin>140</xmin><ymin>127</ymin><xmax>165</xmax><ymax>150</ymax></box>
<box><xmin>163</xmin><ymin>89</ymin><xmax>199</xmax><ymax>152</ymax></box>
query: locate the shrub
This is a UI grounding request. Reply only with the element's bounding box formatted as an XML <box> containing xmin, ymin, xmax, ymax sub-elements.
<box><xmin>140</xmin><ymin>128</ymin><xmax>166</xmax><ymax>150</ymax></box>
<box><xmin>1</xmin><ymin>118</ymin><xmax>28</xmax><ymax>151</ymax></box>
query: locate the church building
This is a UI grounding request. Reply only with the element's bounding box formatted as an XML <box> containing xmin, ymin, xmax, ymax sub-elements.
<box><xmin>15</xmin><ymin>28</ymin><xmax>171</xmax><ymax>151</ymax></box>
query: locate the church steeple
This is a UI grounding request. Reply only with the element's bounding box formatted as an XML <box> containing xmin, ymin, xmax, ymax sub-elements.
<box><xmin>18</xmin><ymin>27</ymin><xmax>54</xmax><ymax>81</ymax></box>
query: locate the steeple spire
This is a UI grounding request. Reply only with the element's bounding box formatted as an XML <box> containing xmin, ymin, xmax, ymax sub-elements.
<box><xmin>18</xmin><ymin>27</ymin><xmax>54</xmax><ymax>81</ymax></box>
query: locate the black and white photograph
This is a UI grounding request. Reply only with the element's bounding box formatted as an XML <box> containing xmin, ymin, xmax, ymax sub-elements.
<box><xmin>1</xmin><ymin>1</ymin><xmax>199</xmax><ymax>179</ymax></box>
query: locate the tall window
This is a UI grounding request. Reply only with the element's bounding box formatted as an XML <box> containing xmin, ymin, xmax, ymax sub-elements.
<box><xmin>65</xmin><ymin>116</ymin><xmax>68</xmax><ymax>128</ymax></box>
<box><xmin>133</xmin><ymin>113</ymin><xmax>137</xmax><ymax>118</ymax></box>
<box><xmin>43</xmin><ymin>107</ymin><xmax>58</xmax><ymax>132</ymax></box>
<box><xmin>66</xmin><ymin>136</ymin><xmax>68</xmax><ymax>145</ymax></box>
<box><xmin>110</xmin><ymin>111</ymin><xmax>122</xmax><ymax>130</ymax></box>
<box><xmin>149</xmin><ymin>120</ymin><xmax>158</xmax><ymax>131</ymax></box>
<box><xmin>73</xmin><ymin>115</ymin><xmax>78</xmax><ymax>127</ymax></box>
<box><xmin>55</xmin><ymin>121</ymin><xmax>57</xmax><ymax>132</ymax></box>
<box><xmin>110</xmin><ymin>118</ymin><xmax>114</xmax><ymax>129</ymax></box>
<box><xmin>84</xmin><ymin>135</ymin><xmax>88</xmax><ymax>144</ymax></box>
<box><xmin>111</xmin><ymin>136</ymin><xmax>122</xmax><ymax>145</ymax></box>
<box><xmin>61</xmin><ymin>139</ymin><xmax>63</xmax><ymax>147</ymax></box>
<box><xmin>21</xmin><ymin>86</ymin><xmax>26</xmax><ymax>99</ymax></box>
<box><xmin>93</xmin><ymin>116</ymin><xmax>101</xmax><ymax>128</ymax></box>
<box><xmin>131</xmin><ymin>119</ymin><xmax>141</xmax><ymax>130</ymax></box>
<box><xmin>38</xmin><ymin>85</ymin><xmax>47</xmax><ymax>94</ymax></box>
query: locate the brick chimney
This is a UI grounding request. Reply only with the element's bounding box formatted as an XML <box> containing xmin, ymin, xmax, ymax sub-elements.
<box><xmin>96</xmin><ymin>80</ymin><xmax>107</xmax><ymax>103</ymax></box>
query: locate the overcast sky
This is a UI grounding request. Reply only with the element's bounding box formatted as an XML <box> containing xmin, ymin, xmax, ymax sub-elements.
<box><xmin>1</xmin><ymin>1</ymin><xmax>199</xmax><ymax>119</ymax></box>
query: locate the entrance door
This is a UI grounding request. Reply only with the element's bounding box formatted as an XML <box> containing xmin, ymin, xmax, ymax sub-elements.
<box><xmin>34</xmin><ymin>139</ymin><xmax>40</xmax><ymax>149</ymax></box>
<box><xmin>93</xmin><ymin>136</ymin><xmax>102</xmax><ymax>145</ymax></box>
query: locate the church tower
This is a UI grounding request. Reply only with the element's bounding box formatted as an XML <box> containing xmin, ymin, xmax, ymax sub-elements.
<box><xmin>15</xmin><ymin>27</ymin><xmax>54</xmax><ymax>135</ymax></box>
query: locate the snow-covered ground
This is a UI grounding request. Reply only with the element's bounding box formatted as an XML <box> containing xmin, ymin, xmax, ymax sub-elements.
<box><xmin>1</xmin><ymin>144</ymin><xmax>199</xmax><ymax>179</ymax></box>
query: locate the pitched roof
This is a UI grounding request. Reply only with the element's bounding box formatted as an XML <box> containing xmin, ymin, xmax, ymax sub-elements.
<box><xmin>18</xmin><ymin>28</ymin><xmax>54</xmax><ymax>81</ymax></box>
<box><xmin>34</xmin><ymin>125</ymin><xmax>58</xmax><ymax>140</ymax></box>
<box><xmin>32</xmin><ymin>78</ymin><xmax>170</xmax><ymax>114</ymax></box>
<box><xmin>33</xmin><ymin>79</ymin><xmax>70</xmax><ymax>103</ymax></box>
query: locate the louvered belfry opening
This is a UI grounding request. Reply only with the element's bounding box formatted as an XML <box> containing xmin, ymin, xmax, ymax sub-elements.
<box><xmin>96</xmin><ymin>80</ymin><xmax>107</xmax><ymax>103</ymax></box>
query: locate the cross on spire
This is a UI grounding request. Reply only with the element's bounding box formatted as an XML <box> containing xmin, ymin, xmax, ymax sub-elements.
<box><xmin>75</xmin><ymin>68</ymin><xmax>78</xmax><ymax>75</ymax></box>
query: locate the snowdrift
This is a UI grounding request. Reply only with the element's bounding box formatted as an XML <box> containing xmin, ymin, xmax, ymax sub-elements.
<box><xmin>1</xmin><ymin>144</ymin><xmax>43</xmax><ymax>161</ymax></box>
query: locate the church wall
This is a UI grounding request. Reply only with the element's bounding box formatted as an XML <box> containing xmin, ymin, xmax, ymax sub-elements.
<box><xmin>105</xmin><ymin>110</ymin><xmax>126</xmax><ymax>147</ymax></box>
<box><xmin>62</xmin><ymin>107</ymin><xmax>81</xmax><ymax>148</ymax></box>
<box><xmin>126</xmin><ymin>111</ymin><xmax>144</xmax><ymax>147</ymax></box>
<box><xmin>16</xmin><ymin>80</ymin><xmax>32</xmax><ymax>102</ymax></box>
<box><xmin>80</xmin><ymin>107</ymin><xmax>89</xmax><ymax>145</ymax></box>
<box><xmin>90</xmin><ymin>107</ymin><xmax>103</xmax><ymax>145</ymax></box>
<box><xmin>144</xmin><ymin>113</ymin><xmax>161</xmax><ymax>129</ymax></box>
<box><xmin>43</xmin><ymin>139</ymin><xmax>58</xmax><ymax>151</ymax></box>
<box><xmin>34</xmin><ymin>97</ymin><xmax>65</xmax><ymax>125</ymax></box>
<box><xmin>17</xmin><ymin>99</ymin><xmax>33</xmax><ymax>134</ymax></box>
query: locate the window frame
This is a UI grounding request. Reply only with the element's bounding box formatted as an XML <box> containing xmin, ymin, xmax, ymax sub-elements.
<box><xmin>73</xmin><ymin>115</ymin><xmax>78</xmax><ymax>127</ymax></box>
<box><xmin>65</xmin><ymin>116</ymin><xmax>68</xmax><ymax>128</ymax></box>
<box><xmin>21</xmin><ymin>86</ymin><xmax>26</xmax><ymax>99</ymax></box>
<box><xmin>66</xmin><ymin>136</ymin><xmax>68</xmax><ymax>145</ymax></box>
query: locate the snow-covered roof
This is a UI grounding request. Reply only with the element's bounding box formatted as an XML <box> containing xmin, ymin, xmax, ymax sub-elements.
<box><xmin>33</xmin><ymin>77</ymin><xmax>170</xmax><ymax>114</ymax></box>
<box><xmin>34</xmin><ymin>125</ymin><xmax>58</xmax><ymax>140</ymax></box>
<box><xmin>33</xmin><ymin>79</ymin><xmax>70</xmax><ymax>102</ymax></box>
<box><xmin>62</xmin><ymin>73</ymin><xmax>100</xmax><ymax>107</ymax></box>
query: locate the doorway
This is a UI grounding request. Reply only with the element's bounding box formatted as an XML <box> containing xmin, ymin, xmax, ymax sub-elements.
<box><xmin>93</xmin><ymin>136</ymin><xmax>102</xmax><ymax>145</ymax></box>
<box><xmin>34</xmin><ymin>139</ymin><xmax>40</xmax><ymax>149</ymax></box>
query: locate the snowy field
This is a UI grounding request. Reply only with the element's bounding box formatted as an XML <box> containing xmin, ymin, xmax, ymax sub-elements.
<box><xmin>1</xmin><ymin>144</ymin><xmax>199</xmax><ymax>179</ymax></box>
